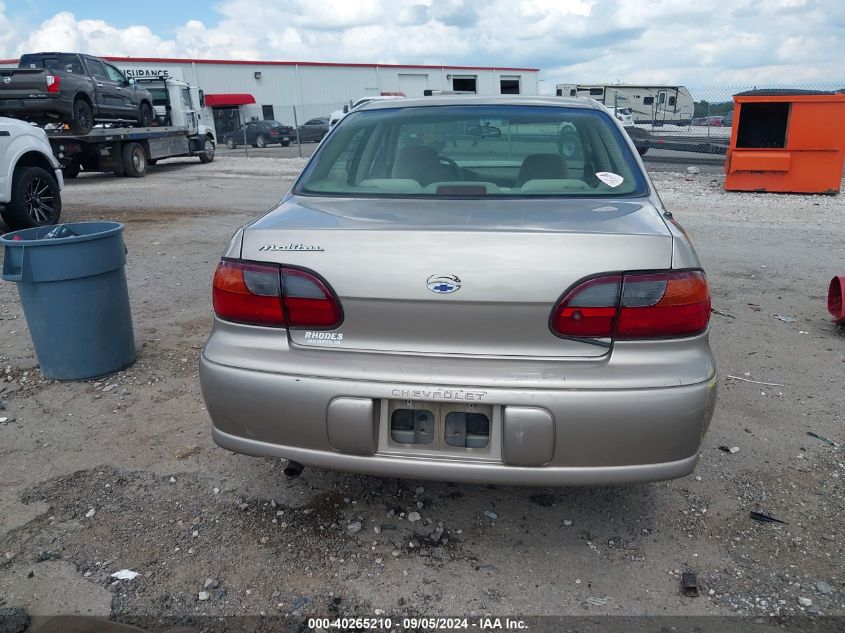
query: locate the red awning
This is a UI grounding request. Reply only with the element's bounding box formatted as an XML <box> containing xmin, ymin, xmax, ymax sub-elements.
<box><xmin>204</xmin><ymin>93</ymin><xmax>256</xmax><ymax>107</ymax></box>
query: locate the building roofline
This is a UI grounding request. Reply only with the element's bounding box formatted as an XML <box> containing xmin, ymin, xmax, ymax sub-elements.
<box><xmin>0</xmin><ymin>55</ymin><xmax>538</xmax><ymax>73</ymax></box>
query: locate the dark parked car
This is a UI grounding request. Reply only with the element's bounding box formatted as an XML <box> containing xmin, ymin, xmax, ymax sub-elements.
<box><xmin>296</xmin><ymin>117</ymin><xmax>330</xmax><ymax>142</ymax></box>
<box><xmin>223</xmin><ymin>120</ymin><xmax>293</xmax><ymax>148</ymax></box>
<box><xmin>0</xmin><ymin>52</ymin><xmax>154</xmax><ymax>134</ymax></box>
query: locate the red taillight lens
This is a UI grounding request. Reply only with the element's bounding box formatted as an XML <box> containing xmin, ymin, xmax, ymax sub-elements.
<box><xmin>282</xmin><ymin>268</ymin><xmax>342</xmax><ymax>327</ymax></box>
<box><xmin>46</xmin><ymin>75</ymin><xmax>60</xmax><ymax>93</ymax></box>
<box><xmin>552</xmin><ymin>276</ymin><xmax>621</xmax><ymax>338</ymax></box>
<box><xmin>213</xmin><ymin>261</ymin><xmax>284</xmax><ymax>326</ymax></box>
<box><xmin>616</xmin><ymin>271</ymin><xmax>710</xmax><ymax>337</ymax></box>
<box><xmin>212</xmin><ymin>260</ymin><xmax>342</xmax><ymax>329</ymax></box>
<box><xmin>552</xmin><ymin>271</ymin><xmax>710</xmax><ymax>340</ymax></box>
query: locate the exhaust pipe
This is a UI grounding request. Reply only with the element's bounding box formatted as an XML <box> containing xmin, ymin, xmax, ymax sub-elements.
<box><xmin>283</xmin><ymin>460</ymin><xmax>305</xmax><ymax>478</ymax></box>
<box><xmin>829</xmin><ymin>276</ymin><xmax>845</xmax><ymax>324</ymax></box>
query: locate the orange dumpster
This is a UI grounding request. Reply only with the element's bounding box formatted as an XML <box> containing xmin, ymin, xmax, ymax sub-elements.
<box><xmin>725</xmin><ymin>90</ymin><xmax>845</xmax><ymax>194</ymax></box>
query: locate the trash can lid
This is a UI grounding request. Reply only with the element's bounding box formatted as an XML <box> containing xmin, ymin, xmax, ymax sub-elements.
<box><xmin>0</xmin><ymin>221</ymin><xmax>123</xmax><ymax>246</ymax></box>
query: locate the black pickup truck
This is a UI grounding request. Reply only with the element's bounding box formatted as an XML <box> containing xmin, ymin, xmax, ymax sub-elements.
<box><xmin>0</xmin><ymin>52</ymin><xmax>153</xmax><ymax>134</ymax></box>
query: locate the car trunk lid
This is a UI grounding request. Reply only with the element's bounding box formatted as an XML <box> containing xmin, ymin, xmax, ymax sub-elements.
<box><xmin>241</xmin><ymin>196</ymin><xmax>674</xmax><ymax>358</ymax></box>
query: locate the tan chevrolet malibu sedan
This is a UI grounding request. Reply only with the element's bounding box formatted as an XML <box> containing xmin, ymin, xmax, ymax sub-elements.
<box><xmin>200</xmin><ymin>96</ymin><xmax>717</xmax><ymax>486</ymax></box>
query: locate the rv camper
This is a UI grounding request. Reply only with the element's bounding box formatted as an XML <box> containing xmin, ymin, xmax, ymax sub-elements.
<box><xmin>556</xmin><ymin>84</ymin><xmax>694</xmax><ymax>126</ymax></box>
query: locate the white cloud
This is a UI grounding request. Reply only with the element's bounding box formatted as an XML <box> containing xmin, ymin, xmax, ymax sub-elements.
<box><xmin>0</xmin><ymin>0</ymin><xmax>842</xmax><ymax>90</ymax></box>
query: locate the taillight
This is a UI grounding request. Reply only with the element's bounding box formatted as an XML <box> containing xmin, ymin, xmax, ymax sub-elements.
<box><xmin>282</xmin><ymin>268</ymin><xmax>342</xmax><ymax>327</ymax></box>
<box><xmin>46</xmin><ymin>75</ymin><xmax>60</xmax><ymax>93</ymax></box>
<box><xmin>213</xmin><ymin>261</ymin><xmax>284</xmax><ymax>326</ymax></box>
<box><xmin>616</xmin><ymin>272</ymin><xmax>711</xmax><ymax>337</ymax></box>
<box><xmin>212</xmin><ymin>260</ymin><xmax>342</xmax><ymax>329</ymax></box>
<box><xmin>552</xmin><ymin>275</ymin><xmax>621</xmax><ymax>337</ymax></box>
<box><xmin>551</xmin><ymin>271</ymin><xmax>710</xmax><ymax>340</ymax></box>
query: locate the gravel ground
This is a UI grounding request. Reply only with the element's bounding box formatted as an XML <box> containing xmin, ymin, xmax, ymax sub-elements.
<box><xmin>0</xmin><ymin>156</ymin><xmax>843</xmax><ymax>629</ymax></box>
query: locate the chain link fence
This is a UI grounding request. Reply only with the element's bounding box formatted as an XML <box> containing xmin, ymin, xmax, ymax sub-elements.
<box><xmin>217</xmin><ymin>85</ymin><xmax>845</xmax><ymax>161</ymax></box>
<box><xmin>611</xmin><ymin>82</ymin><xmax>844</xmax><ymax>160</ymax></box>
<box><xmin>213</xmin><ymin>101</ymin><xmax>347</xmax><ymax>158</ymax></box>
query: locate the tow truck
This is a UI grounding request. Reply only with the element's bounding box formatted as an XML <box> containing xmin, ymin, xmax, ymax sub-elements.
<box><xmin>47</xmin><ymin>76</ymin><xmax>216</xmax><ymax>178</ymax></box>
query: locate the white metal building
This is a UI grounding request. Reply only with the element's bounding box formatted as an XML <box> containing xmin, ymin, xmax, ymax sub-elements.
<box><xmin>107</xmin><ymin>57</ymin><xmax>539</xmax><ymax>139</ymax></box>
<box><xmin>0</xmin><ymin>55</ymin><xmax>539</xmax><ymax>140</ymax></box>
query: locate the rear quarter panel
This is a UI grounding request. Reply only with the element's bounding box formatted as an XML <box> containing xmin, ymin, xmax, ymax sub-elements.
<box><xmin>0</xmin><ymin>124</ymin><xmax>59</xmax><ymax>202</ymax></box>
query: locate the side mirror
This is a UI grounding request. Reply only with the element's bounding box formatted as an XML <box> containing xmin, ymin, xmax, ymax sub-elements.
<box><xmin>343</xmin><ymin>105</ymin><xmax>349</xmax><ymax>114</ymax></box>
<box><xmin>127</xmin><ymin>77</ymin><xmax>135</xmax><ymax>85</ymax></box>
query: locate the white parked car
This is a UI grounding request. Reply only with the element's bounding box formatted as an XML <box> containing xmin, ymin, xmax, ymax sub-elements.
<box><xmin>614</xmin><ymin>107</ymin><xmax>634</xmax><ymax>126</ymax></box>
<box><xmin>0</xmin><ymin>117</ymin><xmax>63</xmax><ymax>230</ymax></box>
<box><xmin>329</xmin><ymin>95</ymin><xmax>405</xmax><ymax>128</ymax></box>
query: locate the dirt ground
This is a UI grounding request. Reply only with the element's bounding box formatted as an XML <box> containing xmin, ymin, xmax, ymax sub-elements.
<box><xmin>0</xmin><ymin>155</ymin><xmax>843</xmax><ymax>629</ymax></box>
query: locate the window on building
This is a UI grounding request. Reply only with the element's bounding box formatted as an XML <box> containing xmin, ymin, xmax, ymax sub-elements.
<box><xmin>452</xmin><ymin>76</ymin><xmax>477</xmax><ymax>93</ymax></box>
<box><xmin>589</xmin><ymin>88</ymin><xmax>604</xmax><ymax>96</ymax></box>
<box><xmin>643</xmin><ymin>96</ymin><xmax>654</xmax><ymax>105</ymax></box>
<box><xmin>262</xmin><ymin>105</ymin><xmax>275</xmax><ymax>120</ymax></box>
<box><xmin>500</xmin><ymin>77</ymin><xmax>520</xmax><ymax>95</ymax></box>
<box><xmin>658</xmin><ymin>92</ymin><xmax>666</xmax><ymax>105</ymax></box>
<box><xmin>668</xmin><ymin>95</ymin><xmax>676</xmax><ymax>107</ymax></box>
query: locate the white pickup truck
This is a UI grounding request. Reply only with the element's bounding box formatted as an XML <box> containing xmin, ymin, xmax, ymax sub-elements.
<box><xmin>0</xmin><ymin>117</ymin><xmax>63</xmax><ymax>230</ymax></box>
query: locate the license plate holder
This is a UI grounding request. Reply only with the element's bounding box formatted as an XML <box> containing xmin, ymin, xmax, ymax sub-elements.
<box><xmin>384</xmin><ymin>399</ymin><xmax>497</xmax><ymax>455</ymax></box>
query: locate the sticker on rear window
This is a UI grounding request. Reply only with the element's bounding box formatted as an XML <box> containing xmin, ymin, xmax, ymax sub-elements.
<box><xmin>596</xmin><ymin>172</ymin><xmax>624</xmax><ymax>187</ymax></box>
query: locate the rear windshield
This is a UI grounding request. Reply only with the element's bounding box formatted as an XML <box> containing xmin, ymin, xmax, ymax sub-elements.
<box><xmin>149</xmin><ymin>89</ymin><xmax>168</xmax><ymax>106</ymax></box>
<box><xmin>295</xmin><ymin>105</ymin><xmax>647</xmax><ymax>198</ymax></box>
<box><xmin>19</xmin><ymin>54</ymin><xmax>84</xmax><ymax>74</ymax></box>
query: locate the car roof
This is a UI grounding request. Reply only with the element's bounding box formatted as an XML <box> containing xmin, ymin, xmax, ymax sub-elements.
<box><xmin>356</xmin><ymin>95</ymin><xmax>604</xmax><ymax>111</ymax></box>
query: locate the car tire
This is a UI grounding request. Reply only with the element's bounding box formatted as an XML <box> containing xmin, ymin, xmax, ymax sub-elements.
<box><xmin>255</xmin><ymin>135</ymin><xmax>268</xmax><ymax>149</ymax></box>
<box><xmin>226</xmin><ymin>137</ymin><xmax>236</xmax><ymax>149</ymax></box>
<box><xmin>281</xmin><ymin>141</ymin><xmax>290</xmax><ymax>147</ymax></box>
<box><xmin>1</xmin><ymin>166</ymin><xmax>62</xmax><ymax>230</ymax></box>
<box><xmin>69</xmin><ymin>97</ymin><xmax>94</xmax><ymax>135</ymax></box>
<box><xmin>137</xmin><ymin>101</ymin><xmax>153</xmax><ymax>128</ymax></box>
<box><xmin>199</xmin><ymin>137</ymin><xmax>215</xmax><ymax>163</ymax></box>
<box><xmin>121</xmin><ymin>142</ymin><xmax>147</xmax><ymax>178</ymax></box>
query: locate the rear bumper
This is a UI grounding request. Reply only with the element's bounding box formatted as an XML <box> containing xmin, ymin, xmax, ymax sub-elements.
<box><xmin>212</xmin><ymin>425</ymin><xmax>700</xmax><ymax>486</ymax></box>
<box><xmin>200</xmin><ymin>350</ymin><xmax>717</xmax><ymax>486</ymax></box>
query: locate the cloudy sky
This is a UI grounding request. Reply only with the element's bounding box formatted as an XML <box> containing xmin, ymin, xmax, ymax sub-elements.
<box><xmin>1</xmin><ymin>0</ymin><xmax>843</xmax><ymax>89</ymax></box>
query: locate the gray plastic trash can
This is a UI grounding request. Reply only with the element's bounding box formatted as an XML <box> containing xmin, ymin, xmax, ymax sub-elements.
<box><xmin>1</xmin><ymin>221</ymin><xmax>135</xmax><ymax>380</ymax></box>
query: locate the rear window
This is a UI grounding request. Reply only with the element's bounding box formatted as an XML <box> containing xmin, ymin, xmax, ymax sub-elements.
<box><xmin>149</xmin><ymin>88</ymin><xmax>168</xmax><ymax>106</ymax></box>
<box><xmin>19</xmin><ymin>54</ymin><xmax>84</xmax><ymax>74</ymax></box>
<box><xmin>295</xmin><ymin>105</ymin><xmax>647</xmax><ymax>198</ymax></box>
